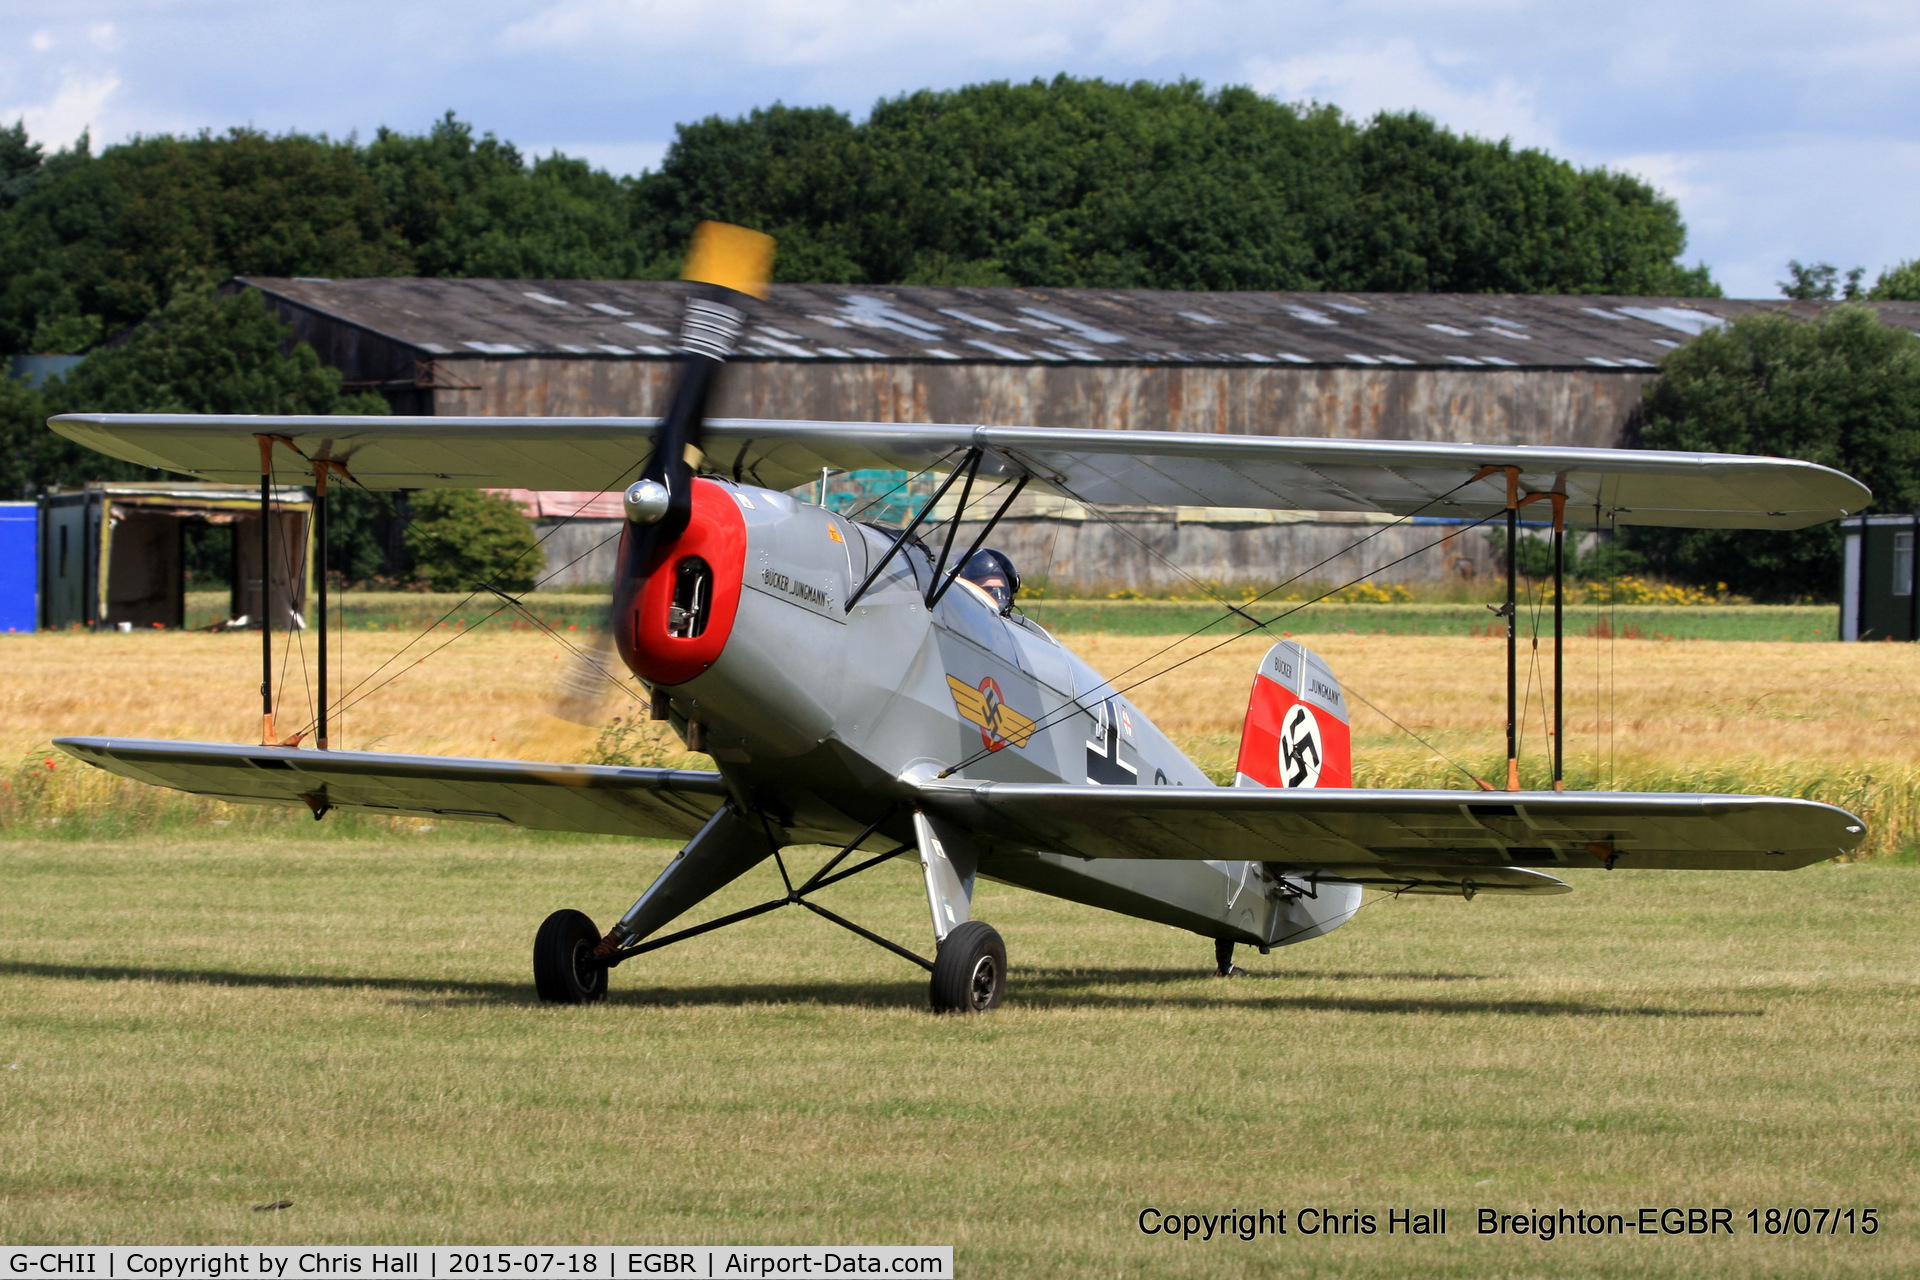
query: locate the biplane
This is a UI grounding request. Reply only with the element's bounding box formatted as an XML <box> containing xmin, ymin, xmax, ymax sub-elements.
<box><xmin>47</xmin><ymin>225</ymin><xmax>1871</xmax><ymax>1012</ymax></box>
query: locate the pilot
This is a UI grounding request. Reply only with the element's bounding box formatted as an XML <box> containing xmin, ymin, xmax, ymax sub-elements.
<box><xmin>958</xmin><ymin>548</ymin><xmax>1020</xmax><ymax>614</ymax></box>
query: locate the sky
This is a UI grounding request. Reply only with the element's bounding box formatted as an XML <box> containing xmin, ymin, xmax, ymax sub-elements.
<box><xmin>1</xmin><ymin>1</ymin><xmax>1914</xmax><ymax>298</ymax></box>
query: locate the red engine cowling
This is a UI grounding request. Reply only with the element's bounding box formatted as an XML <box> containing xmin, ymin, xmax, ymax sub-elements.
<box><xmin>614</xmin><ymin>478</ymin><xmax>747</xmax><ymax>687</ymax></box>
<box><xmin>1235</xmin><ymin>639</ymin><xmax>1352</xmax><ymax>789</ymax></box>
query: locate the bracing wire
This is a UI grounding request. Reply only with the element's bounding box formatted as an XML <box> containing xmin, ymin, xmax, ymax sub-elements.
<box><xmin>318</xmin><ymin>462</ymin><xmax>645</xmax><ymax>721</ymax></box>
<box><xmin>1059</xmin><ymin>475</ymin><xmax>1492</xmax><ymax>701</ymax></box>
<box><xmin>940</xmin><ymin>495</ymin><xmax>1499</xmax><ymax>779</ymax></box>
<box><xmin>843</xmin><ymin>458</ymin><xmax>950</xmax><ymax>524</ymax></box>
<box><xmin>1338</xmin><ymin>681</ymin><xmax>1491</xmax><ymax>791</ymax></box>
<box><xmin>940</xmin><ymin>501</ymin><xmax>1505</xmax><ymax>780</ymax></box>
<box><xmin>264</xmin><ymin>447</ymin><xmax>315</xmax><ymax>739</ymax></box>
<box><xmin>244</xmin><ymin>426</ymin><xmax>649</xmax><ymax>744</ymax></box>
<box><xmin>1107</xmin><ymin>512</ymin><xmax>1505</xmax><ymax>705</ymax></box>
<box><xmin>288</xmin><ymin>493</ymin><xmax>649</xmax><ymax>740</ymax></box>
<box><xmin>1516</xmin><ymin>548</ymin><xmax>1544</xmax><ymax>769</ymax></box>
<box><xmin>1608</xmin><ymin>510</ymin><xmax>1618</xmax><ymax>790</ymax></box>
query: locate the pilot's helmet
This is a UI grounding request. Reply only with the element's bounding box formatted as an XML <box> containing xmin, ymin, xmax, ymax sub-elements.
<box><xmin>959</xmin><ymin>548</ymin><xmax>1020</xmax><ymax>613</ymax></box>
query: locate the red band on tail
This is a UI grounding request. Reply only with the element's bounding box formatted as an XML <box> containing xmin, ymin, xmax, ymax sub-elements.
<box><xmin>1236</xmin><ymin>641</ymin><xmax>1352</xmax><ymax>789</ymax></box>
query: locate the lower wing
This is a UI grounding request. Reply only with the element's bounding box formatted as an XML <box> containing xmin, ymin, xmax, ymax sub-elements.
<box><xmin>55</xmin><ymin>738</ymin><xmax>729</xmax><ymax>840</ymax></box>
<box><xmin>916</xmin><ymin>781</ymin><xmax>1867</xmax><ymax>895</ymax></box>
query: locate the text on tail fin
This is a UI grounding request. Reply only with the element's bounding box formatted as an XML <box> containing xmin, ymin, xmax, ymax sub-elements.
<box><xmin>1235</xmin><ymin>639</ymin><xmax>1352</xmax><ymax>789</ymax></box>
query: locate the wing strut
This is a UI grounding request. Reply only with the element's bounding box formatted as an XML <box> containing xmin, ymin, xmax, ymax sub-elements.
<box><xmin>255</xmin><ymin>435</ymin><xmax>272</xmax><ymax>744</ymax></box>
<box><xmin>1504</xmin><ymin>468</ymin><xmax>1518</xmax><ymax>791</ymax></box>
<box><xmin>309</xmin><ymin>456</ymin><xmax>350</xmax><ymax>751</ymax></box>
<box><xmin>1483</xmin><ymin>466</ymin><xmax>1569</xmax><ymax>792</ymax></box>
<box><xmin>844</xmin><ymin>447</ymin><xmax>981</xmax><ymax>610</ymax></box>
<box><xmin>1552</xmin><ymin>492</ymin><xmax>1566</xmax><ymax>790</ymax></box>
<box><xmin>314</xmin><ymin>457</ymin><xmax>328</xmax><ymax>750</ymax></box>
<box><xmin>590</xmin><ymin>811</ymin><xmax>927</xmax><ymax>972</ymax></box>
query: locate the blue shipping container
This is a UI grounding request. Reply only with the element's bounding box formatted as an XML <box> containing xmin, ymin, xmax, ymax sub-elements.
<box><xmin>0</xmin><ymin>502</ymin><xmax>37</xmax><ymax>630</ymax></box>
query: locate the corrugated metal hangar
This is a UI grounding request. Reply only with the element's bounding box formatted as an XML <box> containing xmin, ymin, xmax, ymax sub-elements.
<box><xmin>236</xmin><ymin>279</ymin><xmax>1920</xmax><ymax>592</ymax></box>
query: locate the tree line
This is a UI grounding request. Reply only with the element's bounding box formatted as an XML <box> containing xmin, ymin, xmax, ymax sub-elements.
<box><xmin>0</xmin><ymin>76</ymin><xmax>1722</xmax><ymax>359</ymax></box>
<box><xmin>1</xmin><ymin>75</ymin><xmax>1916</xmax><ymax>600</ymax></box>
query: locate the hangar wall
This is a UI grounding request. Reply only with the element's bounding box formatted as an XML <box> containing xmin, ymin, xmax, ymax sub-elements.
<box><xmin>250</xmin><ymin>275</ymin><xmax>1744</xmax><ymax>591</ymax></box>
<box><xmin>455</xmin><ymin>362</ymin><xmax>1623</xmax><ymax>592</ymax></box>
<box><xmin>433</xmin><ymin>358</ymin><xmax>1653</xmax><ymax>450</ymax></box>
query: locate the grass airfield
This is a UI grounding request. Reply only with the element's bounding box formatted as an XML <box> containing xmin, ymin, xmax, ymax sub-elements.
<box><xmin>2</xmin><ymin>623</ymin><xmax>1918</xmax><ymax>1272</ymax></box>
<box><xmin>3</xmin><ymin>831</ymin><xmax>1915</xmax><ymax>1275</ymax></box>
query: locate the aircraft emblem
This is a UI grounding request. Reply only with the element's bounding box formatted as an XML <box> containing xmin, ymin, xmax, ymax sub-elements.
<box><xmin>1086</xmin><ymin>696</ymin><xmax>1139</xmax><ymax>785</ymax></box>
<box><xmin>947</xmin><ymin>674</ymin><xmax>1036</xmax><ymax>752</ymax></box>
<box><xmin>1279</xmin><ymin>703</ymin><xmax>1324</xmax><ymax>788</ymax></box>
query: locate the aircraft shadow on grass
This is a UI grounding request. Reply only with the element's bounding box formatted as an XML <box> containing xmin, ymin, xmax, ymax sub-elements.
<box><xmin>0</xmin><ymin>960</ymin><xmax>1759</xmax><ymax>1019</ymax></box>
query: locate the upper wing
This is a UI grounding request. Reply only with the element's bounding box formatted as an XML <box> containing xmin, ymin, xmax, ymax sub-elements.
<box><xmin>56</xmin><ymin>737</ymin><xmax>728</xmax><ymax>840</ymax></box>
<box><xmin>916</xmin><ymin>781</ymin><xmax>1866</xmax><ymax>894</ymax></box>
<box><xmin>48</xmin><ymin>414</ymin><xmax>1867</xmax><ymax>530</ymax></box>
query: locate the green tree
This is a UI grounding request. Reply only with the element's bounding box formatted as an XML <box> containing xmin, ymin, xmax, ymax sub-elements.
<box><xmin>47</xmin><ymin>287</ymin><xmax>368</xmax><ymax>414</ymax></box>
<box><xmin>1870</xmin><ymin>259</ymin><xmax>1920</xmax><ymax>301</ymax></box>
<box><xmin>1628</xmin><ymin>305</ymin><xmax>1920</xmax><ymax>599</ymax></box>
<box><xmin>365</xmin><ymin>114</ymin><xmax>644</xmax><ymax>279</ymax></box>
<box><xmin>0</xmin><ymin>85</ymin><xmax>1721</xmax><ymax>360</ymax></box>
<box><xmin>323</xmin><ymin>485</ymin><xmax>392</xmax><ymax>585</ymax></box>
<box><xmin>628</xmin><ymin>103</ymin><xmax>864</xmax><ymax>282</ymax></box>
<box><xmin>1505</xmin><ymin>531</ymin><xmax>1644</xmax><ymax>580</ymax></box>
<box><xmin>1779</xmin><ymin>260</ymin><xmax>1865</xmax><ymax>300</ymax></box>
<box><xmin>403</xmin><ymin>489</ymin><xmax>541</xmax><ymax>592</ymax></box>
<box><xmin>634</xmin><ymin>76</ymin><xmax>1718</xmax><ymax>295</ymax></box>
<box><xmin>0</xmin><ymin>119</ymin><xmax>45</xmax><ymax>207</ymax></box>
<box><xmin>0</xmin><ymin>128</ymin><xmax>411</xmax><ymax>352</ymax></box>
<box><xmin>0</xmin><ymin>373</ymin><xmax>51</xmax><ymax>499</ymax></box>
<box><xmin>1</xmin><ymin>287</ymin><xmax>386</xmax><ymax>498</ymax></box>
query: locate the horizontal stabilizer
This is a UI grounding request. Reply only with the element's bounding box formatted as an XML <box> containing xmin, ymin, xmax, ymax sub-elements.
<box><xmin>916</xmin><ymin>781</ymin><xmax>1866</xmax><ymax>892</ymax></box>
<box><xmin>47</xmin><ymin>415</ymin><xmax>1868</xmax><ymax>529</ymax></box>
<box><xmin>55</xmin><ymin>737</ymin><xmax>727</xmax><ymax>840</ymax></box>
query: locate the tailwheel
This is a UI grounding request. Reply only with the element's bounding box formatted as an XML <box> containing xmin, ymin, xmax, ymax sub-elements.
<box><xmin>533</xmin><ymin>908</ymin><xmax>608</xmax><ymax>1005</ymax></box>
<box><xmin>930</xmin><ymin>921</ymin><xmax>1006</xmax><ymax>1013</ymax></box>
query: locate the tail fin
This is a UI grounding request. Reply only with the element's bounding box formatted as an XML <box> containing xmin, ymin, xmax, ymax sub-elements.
<box><xmin>1235</xmin><ymin>639</ymin><xmax>1352</xmax><ymax>789</ymax></box>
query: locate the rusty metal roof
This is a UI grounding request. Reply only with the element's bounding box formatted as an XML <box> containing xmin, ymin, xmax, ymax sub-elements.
<box><xmin>238</xmin><ymin>277</ymin><xmax>1920</xmax><ymax>371</ymax></box>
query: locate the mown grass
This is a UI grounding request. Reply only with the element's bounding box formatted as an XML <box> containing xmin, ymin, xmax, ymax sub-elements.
<box><xmin>0</xmin><ymin>833</ymin><xmax>1913</xmax><ymax>1276</ymax></box>
<box><xmin>2</xmin><ymin>626</ymin><xmax>1915</xmax><ymax>1269</ymax></box>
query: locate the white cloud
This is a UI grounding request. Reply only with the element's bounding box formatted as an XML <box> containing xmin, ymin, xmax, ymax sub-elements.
<box><xmin>500</xmin><ymin>0</ymin><xmax>1106</xmax><ymax>70</ymax></box>
<box><xmin>3</xmin><ymin>69</ymin><xmax>119</xmax><ymax>148</ymax></box>
<box><xmin>1244</xmin><ymin>40</ymin><xmax>1560</xmax><ymax>149</ymax></box>
<box><xmin>0</xmin><ymin>0</ymin><xmax>1916</xmax><ymax>297</ymax></box>
<box><xmin>1625</xmin><ymin>137</ymin><xmax>1920</xmax><ymax>298</ymax></box>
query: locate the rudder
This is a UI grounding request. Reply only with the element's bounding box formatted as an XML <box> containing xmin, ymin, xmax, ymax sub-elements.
<box><xmin>1235</xmin><ymin>639</ymin><xmax>1352</xmax><ymax>789</ymax></box>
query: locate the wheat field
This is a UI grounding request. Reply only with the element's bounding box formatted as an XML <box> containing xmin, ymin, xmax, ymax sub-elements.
<box><xmin>5</xmin><ymin>622</ymin><xmax>1919</xmax><ymax>852</ymax></box>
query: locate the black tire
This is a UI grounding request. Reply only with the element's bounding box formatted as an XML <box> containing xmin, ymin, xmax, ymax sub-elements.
<box><xmin>929</xmin><ymin>921</ymin><xmax>1006</xmax><ymax>1013</ymax></box>
<box><xmin>533</xmin><ymin>908</ymin><xmax>608</xmax><ymax>1004</ymax></box>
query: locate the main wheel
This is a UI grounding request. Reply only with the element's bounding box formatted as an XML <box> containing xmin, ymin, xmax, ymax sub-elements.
<box><xmin>533</xmin><ymin>908</ymin><xmax>608</xmax><ymax>1004</ymax></box>
<box><xmin>929</xmin><ymin>921</ymin><xmax>1006</xmax><ymax>1013</ymax></box>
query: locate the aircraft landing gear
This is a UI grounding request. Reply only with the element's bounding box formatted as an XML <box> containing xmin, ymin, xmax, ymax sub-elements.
<box><xmin>533</xmin><ymin>908</ymin><xmax>608</xmax><ymax>1005</ymax></box>
<box><xmin>930</xmin><ymin>921</ymin><xmax>1005</xmax><ymax>1013</ymax></box>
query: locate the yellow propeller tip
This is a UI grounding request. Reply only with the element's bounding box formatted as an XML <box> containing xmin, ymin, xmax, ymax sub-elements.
<box><xmin>682</xmin><ymin>222</ymin><xmax>776</xmax><ymax>299</ymax></box>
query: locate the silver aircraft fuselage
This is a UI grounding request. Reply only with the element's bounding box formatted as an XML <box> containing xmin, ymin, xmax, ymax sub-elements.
<box><xmin>620</xmin><ymin>477</ymin><xmax>1356</xmax><ymax>950</ymax></box>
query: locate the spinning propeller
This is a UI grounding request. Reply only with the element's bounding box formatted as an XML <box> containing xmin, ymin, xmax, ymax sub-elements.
<box><xmin>552</xmin><ymin>222</ymin><xmax>775</xmax><ymax>725</ymax></box>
